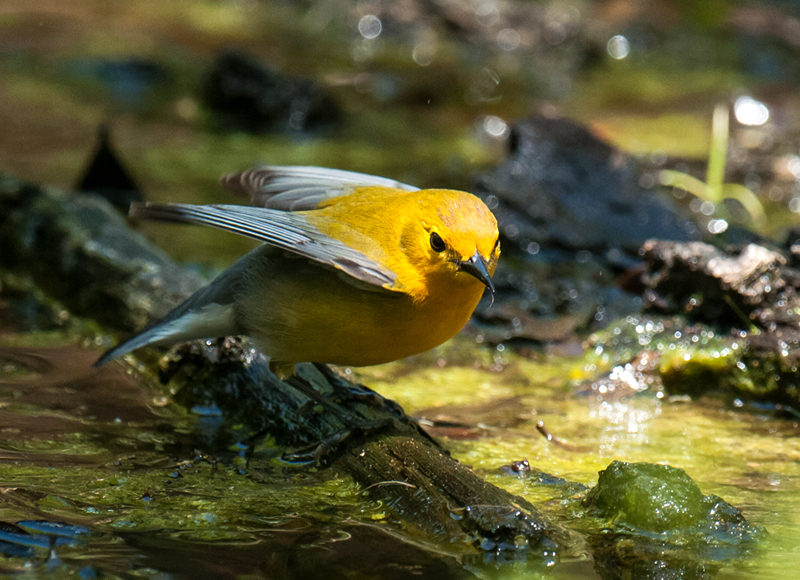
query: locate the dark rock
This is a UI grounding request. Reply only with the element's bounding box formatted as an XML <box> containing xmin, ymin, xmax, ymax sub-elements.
<box><xmin>473</xmin><ymin>114</ymin><xmax>696</xmax><ymax>254</ymax></box>
<box><xmin>461</xmin><ymin>504</ymin><xmax>553</xmax><ymax>557</ymax></box>
<box><xmin>500</xmin><ymin>458</ymin><xmax>533</xmax><ymax>477</ymax></box>
<box><xmin>641</xmin><ymin>240</ymin><xmax>786</xmax><ymax>325</ymax></box>
<box><xmin>471</xmin><ymin>250</ymin><xmax>644</xmax><ymax>354</ymax></box>
<box><xmin>75</xmin><ymin>123</ymin><xmax>143</xmax><ymax>213</ymax></box>
<box><xmin>498</xmin><ymin>460</ymin><xmax>588</xmax><ymax>492</ymax></box>
<box><xmin>736</xmin><ymin>326</ymin><xmax>800</xmax><ymax>408</ymax></box>
<box><xmin>466</xmin><ymin>114</ymin><xmax>696</xmax><ymax>348</ymax></box>
<box><xmin>0</xmin><ymin>174</ymin><xmax>205</xmax><ymax>333</ymax></box>
<box><xmin>628</xmin><ymin>239</ymin><xmax>800</xmax><ymax>408</ymax></box>
<box><xmin>202</xmin><ymin>50</ymin><xmax>341</xmax><ymax>133</ymax></box>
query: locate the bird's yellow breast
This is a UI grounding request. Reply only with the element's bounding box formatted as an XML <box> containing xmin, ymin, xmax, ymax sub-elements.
<box><xmin>237</xmin><ymin>247</ymin><xmax>488</xmax><ymax>368</ymax></box>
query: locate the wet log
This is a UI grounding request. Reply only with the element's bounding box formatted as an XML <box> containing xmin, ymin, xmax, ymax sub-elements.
<box><xmin>0</xmin><ymin>174</ymin><xmax>566</xmax><ymax>556</ymax></box>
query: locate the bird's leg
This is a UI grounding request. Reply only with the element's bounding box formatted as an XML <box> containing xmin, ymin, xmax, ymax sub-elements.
<box><xmin>311</xmin><ymin>363</ymin><xmax>446</xmax><ymax>452</ymax></box>
<box><xmin>239</xmin><ymin>372</ymin><xmax>354</xmax><ymax>467</ymax></box>
<box><xmin>284</xmin><ymin>372</ymin><xmax>363</xmax><ymax>426</ymax></box>
<box><xmin>275</xmin><ymin>370</ymin><xmax>413</xmax><ymax>466</ymax></box>
<box><xmin>284</xmin><ymin>369</ymin><xmax>409</xmax><ymax>433</ymax></box>
<box><xmin>313</xmin><ymin>363</ymin><xmax>406</xmax><ymax>415</ymax></box>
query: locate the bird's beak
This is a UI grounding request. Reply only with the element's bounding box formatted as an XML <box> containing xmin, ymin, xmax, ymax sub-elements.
<box><xmin>458</xmin><ymin>251</ymin><xmax>495</xmax><ymax>294</ymax></box>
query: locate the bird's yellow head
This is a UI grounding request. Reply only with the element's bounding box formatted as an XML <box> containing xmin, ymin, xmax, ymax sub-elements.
<box><xmin>399</xmin><ymin>189</ymin><xmax>500</xmax><ymax>301</ymax></box>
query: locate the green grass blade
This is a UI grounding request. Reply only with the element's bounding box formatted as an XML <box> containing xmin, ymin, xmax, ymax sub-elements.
<box><xmin>705</xmin><ymin>104</ymin><xmax>729</xmax><ymax>203</ymax></box>
<box><xmin>659</xmin><ymin>169</ymin><xmax>710</xmax><ymax>198</ymax></box>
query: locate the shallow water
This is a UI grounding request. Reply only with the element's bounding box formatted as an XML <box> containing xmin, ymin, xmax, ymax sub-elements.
<box><xmin>1</xmin><ymin>293</ymin><xmax>799</xmax><ymax>578</ymax></box>
<box><xmin>362</xmin><ymin>351</ymin><xmax>800</xmax><ymax>578</ymax></box>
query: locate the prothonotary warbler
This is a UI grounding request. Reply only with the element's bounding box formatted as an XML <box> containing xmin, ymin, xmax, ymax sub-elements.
<box><xmin>95</xmin><ymin>166</ymin><xmax>500</xmax><ymax>378</ymax></box>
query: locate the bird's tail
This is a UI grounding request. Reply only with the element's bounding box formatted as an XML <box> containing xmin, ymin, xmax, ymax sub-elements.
<box><xmin>93</xmin><ymin>249</ymin><xmax>257</xmax><ymax>367</ymax></box>
<box><xmin>93</xmin><ymin>300</ymin><xmax>238</xmax><ymax>367</ymax></box>
<box><xmin>94</xmin><ymin>325</ymin><xmax>171</xmax><ymax>367</ymax></box>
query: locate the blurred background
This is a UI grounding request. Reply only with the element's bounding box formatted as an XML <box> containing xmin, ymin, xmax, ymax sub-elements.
<box><xmin>4</xmin><ymin>0</ymin><xmax>800</xmax><ymax>264</ymax></box>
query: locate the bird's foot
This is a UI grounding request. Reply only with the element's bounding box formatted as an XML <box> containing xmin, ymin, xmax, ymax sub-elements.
<box><xmin>312</xmin><ymin>363</ymin><xmax>407</xmax><ymax>418</ymax></box>
<box><xmin>312</xmin><ymin>364</ymin><xmax>444</xmax><ymax>451</ymax></box>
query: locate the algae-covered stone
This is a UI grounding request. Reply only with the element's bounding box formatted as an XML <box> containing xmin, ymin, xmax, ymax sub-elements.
<box><xmin>582</xmin><ymin>461</ymin><xmax>765</xmax><ymax>576</ymax></box>
<box><xmin>583</xmin><ymin>461</ymin><xmax>759</xmax><ymax>542</ymax></box>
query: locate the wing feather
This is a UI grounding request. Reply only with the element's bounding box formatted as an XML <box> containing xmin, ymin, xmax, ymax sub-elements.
<box><xmin>220</xmin><ymin>165</ymin><xmax>419</xmax><ymax>210</ymax></box>
<box><xmin>129</xmin><ymin>203</ymin><xmax>398</xmax><ymax>289</ymax></box>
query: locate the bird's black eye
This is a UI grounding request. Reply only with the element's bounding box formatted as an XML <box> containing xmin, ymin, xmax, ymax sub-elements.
<box><xmin>430</xmin><ymin>232</ymin><xmax>446</xmax><ymax>252</ymax></box>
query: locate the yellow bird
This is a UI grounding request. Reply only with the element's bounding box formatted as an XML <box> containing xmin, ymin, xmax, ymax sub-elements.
<box><xmin>95</xmin><ymin>166</ymin><xmax>500</xmax><ymax>378</ymax></box>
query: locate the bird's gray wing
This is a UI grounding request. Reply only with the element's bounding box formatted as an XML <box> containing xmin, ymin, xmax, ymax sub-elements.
<box><xmin>219</xmin><ymin>165</ymin><xmax>419</xmax><ymax>211</ymax></box>
<box><xmin>129</xmin><ymin>203</ymin><xmax>399</xmax><ymax>290</ymax></box>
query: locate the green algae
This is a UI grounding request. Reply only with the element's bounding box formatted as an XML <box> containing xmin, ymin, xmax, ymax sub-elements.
<box><xmin>0</xmin><ymin>459</ymin><xmax>378</xmax><ymax>542</ymax></box>
<box><xmin>577</xmin><ymin>461</ymin><xmax>765</xmax><ymax>577</ymax></box>
<box><xmin>0</xmin><ymin>270</ymin><xmax>90</xmax><ymax>345</ymax></box>
<box><xmin>583</xmin><ymin>460</ymin><xmax>761</xmax><ymax>539</ymax></box>
<box><xmin>0</xmin><ymin>431</ymin><xmax>105</xmax><ymax>457</ymax></box>
<box><xmin>575</xmin><ymin>314</ymin><xmax>800</xmax><ymax>407</ymax></box>
<box><xmin>368</xmin><ymin>347</ymin><xmax>781</xmax><ymax>575</ymax></box>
